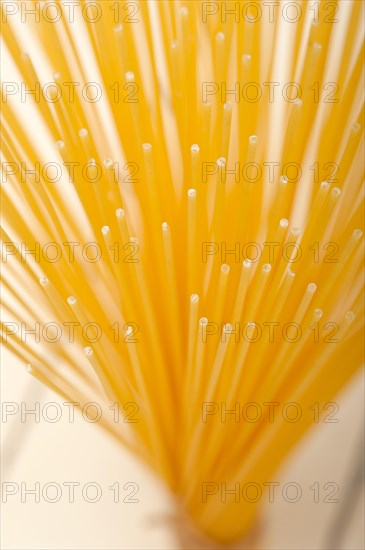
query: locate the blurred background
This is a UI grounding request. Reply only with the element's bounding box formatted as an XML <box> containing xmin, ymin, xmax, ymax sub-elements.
<box><xmin>1</xmin><ymin>359</ymin><xmax>364</xmax><ymax>549</ymax></box>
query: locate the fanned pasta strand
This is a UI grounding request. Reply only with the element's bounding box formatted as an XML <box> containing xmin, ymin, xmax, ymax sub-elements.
<box><xmin>1</xmin><ymin>0</ymin><xmax>364</xmax><ymax>545</ymax></box>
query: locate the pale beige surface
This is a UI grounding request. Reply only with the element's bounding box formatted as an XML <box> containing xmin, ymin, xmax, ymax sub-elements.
<box><xmin>1</xmin><ymin>360</ymin><xmax>364</xmax><ymax>549</ymax></box>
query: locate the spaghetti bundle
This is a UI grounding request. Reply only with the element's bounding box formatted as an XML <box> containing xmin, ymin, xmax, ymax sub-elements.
<box><xmin>1</xmin><ymin>0</ymin><xmax>364</xmax><ymax>546</ymax></box>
